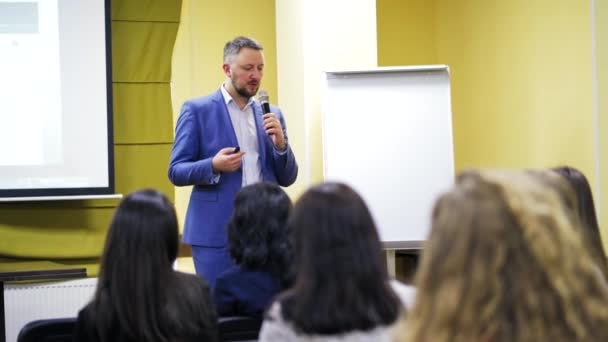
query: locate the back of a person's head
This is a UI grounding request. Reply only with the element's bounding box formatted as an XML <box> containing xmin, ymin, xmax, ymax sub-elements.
<box><xmin>401</xmin><ymin>170</ymin><xmax>608</xmax><ymax>342</ymax></box>
<box><xmin>551</xmin><ymin>166</ymin><xmax>608</xmax><ymax>280</ymax></box>
<box><xmin>281</xmin><ymin>182</ymin><xmax>401</xmax><ymax>335</ymax></box>
<box><xmin>102</xmin><ymin>188</ymin><xmax>178</xmax><ymax>269</ymax></box>
<box><xmin>92</xmin><ymin>189</ymin><xmax>186</xmax><ymax>341</ymax></box>
<box><xmin>227</xmin><ymin>182</ymin><xmax>293</xmax><ymax>285</ymax></box>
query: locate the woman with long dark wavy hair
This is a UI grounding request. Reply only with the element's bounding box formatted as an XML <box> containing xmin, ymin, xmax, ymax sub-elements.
<box><xmin>213</xmin><ymin>182</ymin><xmax>293</xmax><ymax>318</ymax></box>
<box><xmin>259</xmin><ymin>182</ymin><xmax>413</xmax><ymax>341</ymax></box>
<box><xmin>74</xmin><ymin>189</ymin><xmax>218</xmax><ymax>342</ymax></box>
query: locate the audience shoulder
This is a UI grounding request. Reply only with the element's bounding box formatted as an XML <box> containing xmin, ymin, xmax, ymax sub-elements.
<box><xmin>264</xmin><ymin>300</ymin><xmax>283</xmax><ymax>322</ymax></box>
<box><xmin>259</xmin><ymin>302</ymin><xmax>299</xmax><ymax>342</ymax></box>
<box><xmin>175</xmin><ymin>271</ymin><xmax>211</xmax><ymax>298</ymax></box>
<box><xmin>169</xmin><ymin>272</ymin><xmax>218</xmax><ymax>341</ymax></box>
<box><xmin>169</xmin><ymin>272</ymin><xmax>215</xmax><ymax>320</ymax></box>
<box><xmin>390</xmin><ymin>280</ymin><xmax>416</xmax><ymax>311</ymax></box>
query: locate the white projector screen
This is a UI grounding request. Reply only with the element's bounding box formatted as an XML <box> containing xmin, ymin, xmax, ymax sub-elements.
<box><xmin>321</xmin><ymin>66</ymin><xmax>455</xmax><ymax>244</ymax></box>
<box><xmin>0</xmin><ymin>0</ymin><xmax>114</xmax><ymax>199</ymax></box>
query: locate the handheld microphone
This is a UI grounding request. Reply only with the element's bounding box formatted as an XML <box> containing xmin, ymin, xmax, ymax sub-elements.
<box><xmin>258</xmin><ymin>90</ymin><xmax>271</xmax><ymax>114</ymax></box>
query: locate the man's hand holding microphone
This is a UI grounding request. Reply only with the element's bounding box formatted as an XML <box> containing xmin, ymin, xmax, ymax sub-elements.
<box><xmin>259</xmin><ymin>90</ymin><xmax>286</xmax><ymax>151</ymax></box>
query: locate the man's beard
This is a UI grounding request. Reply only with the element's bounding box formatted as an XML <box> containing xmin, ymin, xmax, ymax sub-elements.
<box><xmin>231</xmin><ymin>76</ymin><xmax>258</xmax><ymax>98</ymax></box>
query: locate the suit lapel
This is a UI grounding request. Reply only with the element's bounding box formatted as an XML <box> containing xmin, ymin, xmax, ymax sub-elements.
<box><xmin>213</xmin><ymin>89</ymin><xmax>239</xmax><ymax>147</ymax></box>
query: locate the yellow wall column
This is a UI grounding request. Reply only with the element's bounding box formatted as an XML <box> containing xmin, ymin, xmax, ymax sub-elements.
<box><xmin>276</xmin><ymin>0</ymin><xmax>378</xmax><ymax>193</ymax></box>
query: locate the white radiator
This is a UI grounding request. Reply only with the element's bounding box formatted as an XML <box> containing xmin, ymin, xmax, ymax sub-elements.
<box><xmin>4</xmin><ymin>277</ymin><xmax>97</xmax><ymax>342</ymax></box>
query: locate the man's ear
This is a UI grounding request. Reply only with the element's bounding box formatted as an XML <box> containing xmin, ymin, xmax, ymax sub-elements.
<box><xmin>222</xmin><ymin>64</ymin><xmax>231</xmax><ymax>77</ymax></box>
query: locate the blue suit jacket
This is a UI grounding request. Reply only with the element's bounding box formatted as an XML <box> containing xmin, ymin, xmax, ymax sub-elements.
<box><xmin>168</xmin><ymin>89</ymin><xmax>298</xmax><ymax>246</ymax></box>
<box><xmin>213</xmin><ymin>265</ymin><xmax>282</xmax><ymax>319</ymax></box>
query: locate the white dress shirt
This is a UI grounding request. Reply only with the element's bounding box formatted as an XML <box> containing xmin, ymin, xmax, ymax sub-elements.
<box><xmin>220</xmin><ymin>85</ymin><xmax>262</xmax><ymax>186</ymax></box>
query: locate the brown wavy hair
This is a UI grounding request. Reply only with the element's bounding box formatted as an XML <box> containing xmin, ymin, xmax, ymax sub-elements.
<box><xmin>550</xmin><ymin>166</ymin><xmax>608</xmax><ymax>281</ymax></box>
<box><xmin>399</xmin><ymin>170</ymin><xmax>608</xmax><ymax>342</ymax></box>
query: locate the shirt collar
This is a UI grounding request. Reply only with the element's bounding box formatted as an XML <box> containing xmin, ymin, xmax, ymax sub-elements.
<box><xmin>221</xmin><ymin>84</ymin><xmax>255</xmax><ymax>110</ymax></box>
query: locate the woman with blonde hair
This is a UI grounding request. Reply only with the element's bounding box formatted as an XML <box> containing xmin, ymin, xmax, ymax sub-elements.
<box><xmin>399</xmin><ymin>170</ymin><xmax>608</xmax><ymax>342</ymax></box>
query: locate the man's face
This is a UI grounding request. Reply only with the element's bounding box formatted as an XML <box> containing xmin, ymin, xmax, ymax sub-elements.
<box><xmin>224</xmin><ymin>47</ymin><xmax>265</xmax><ymax>98</ymax></box>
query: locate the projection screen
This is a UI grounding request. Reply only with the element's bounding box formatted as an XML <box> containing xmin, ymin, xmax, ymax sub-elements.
<box><xmin>0</xmin><ymin>0</ymin><xmax>114</xmax><ymax>200</ymax></box>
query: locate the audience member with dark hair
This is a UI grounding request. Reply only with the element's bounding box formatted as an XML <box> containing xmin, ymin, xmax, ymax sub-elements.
<box><xmin>259</xmin><ymin>182</ymin><xmax>414</xmax><ymax>341</ymax></box>
<box><xmin>74</xmin><ymin>189</ymin><xmax>218</xmax><ymax>342</ymax></box>
<box><xmin>551</xmin><ymin>166</ymin><xmax>608</xmax><ymax>280</ymax></box>
<box><xmin>213</xmin><ymin>182</ymin><xmax>293</xmax><ymax>318</ymax></box>
<box><xmin>398</xmin><ymin>171</ymin><xmax>608</xmax><ymax>342</ymax></box>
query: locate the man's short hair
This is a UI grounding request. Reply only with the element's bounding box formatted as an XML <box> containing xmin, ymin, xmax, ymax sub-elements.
<box><xmin>223</xmin><ymin>36</ymin><xmax>264</xmax><ymax>64</ymax></box>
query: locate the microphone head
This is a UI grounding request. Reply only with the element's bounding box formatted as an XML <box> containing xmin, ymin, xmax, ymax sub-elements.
<box><xmin>258</xmin><ymin>90</ymin><xmax>269</xmax><ymax>104</ymax></box>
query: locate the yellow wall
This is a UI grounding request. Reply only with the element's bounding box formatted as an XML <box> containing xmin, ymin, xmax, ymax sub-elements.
<box><xmin>377</xmin><ymin>0</ymin><xmax>437</xmax><ymax>66</ymax></box>
<box><xmin>275</xmin><ymin>0</ymin><xmax>308</xmax><ymax>197</ymax></box>
<box><xmin>436</xmin><ymin>1</ymin><xmax>594</xmax><ymax>174</ymax></box>
<box><xmin>378</xmin><ymin>0</ymin><xmax>602</xmax><ymax>245</ymax></box>
<box><xmin>379</xmin><ymin>0</ymin><xmax>594</xmax><ymax>174</ymax></box>
<box><xmin>171</xmin><ymin>0</ymin><xmax>279</xmax><ymax>226</ymax></box>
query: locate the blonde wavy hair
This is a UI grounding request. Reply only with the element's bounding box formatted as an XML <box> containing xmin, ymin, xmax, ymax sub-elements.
<box><xmin>398</xmin><ymin>170</ymin><xmax>608</xmax><ymax>342</ymax></box>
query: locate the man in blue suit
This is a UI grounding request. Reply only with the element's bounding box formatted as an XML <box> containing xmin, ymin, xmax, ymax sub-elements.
<box><xmin>168</xmin><ymin>36</ymin><xmax>298</xmax><ymax>288</ymax></box>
